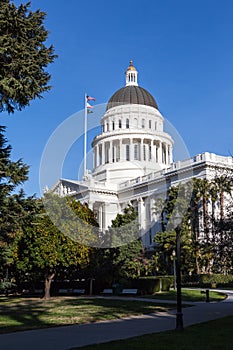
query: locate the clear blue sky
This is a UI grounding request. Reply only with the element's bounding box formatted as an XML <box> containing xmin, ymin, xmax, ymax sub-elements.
<box><xmin>2</xmin><ymin>0</ymin><xmax>233</xmax><ymax>196</ymax></box>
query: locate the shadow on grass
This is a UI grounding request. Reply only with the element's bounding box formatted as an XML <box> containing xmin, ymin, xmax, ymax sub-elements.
<box><xmin>0</xmin><ymin>296</ymin><xmax>174</xmax><ymax>334</ymax></box>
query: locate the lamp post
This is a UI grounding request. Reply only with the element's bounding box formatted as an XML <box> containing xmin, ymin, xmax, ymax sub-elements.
<box><xmin>174</xmin><ymin>215</ymin><xmax>184</xmax><ymax>331</ymax></box>
<box><xmin>172</xmin><ymin>250</ymin><xmax>176</xmax><ymax>290</ymax></box>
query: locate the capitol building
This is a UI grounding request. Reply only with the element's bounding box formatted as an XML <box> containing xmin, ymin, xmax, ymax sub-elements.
<box><xmin>51</xmin><ymin>61</ymin><xmax>233</xmax><ymax>247</ymax></box>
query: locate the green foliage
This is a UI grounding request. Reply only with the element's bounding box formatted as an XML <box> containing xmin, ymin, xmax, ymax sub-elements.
<box><xmin>182</xmin><ymin>274</ymin><xmax>233</xmax><ymax>288</ymax></box>
<box><xmin>0</xmin><ymin>126</ymin><xmax>38</xmax><ymax>283</ymax></box>
<box><xmin>15</xmin><ymin>196</ymin><xmax>99</xmax><ymax>297</ymax></box>
<box><xmin>93</xmin><ymin>206</ymin><xmax>147</xmax><ymax>285</ymax></box>
<box><xmin>136</xmin><ymin>277</ymin><xmax>160</xmax><ymax>294</ymax></box>
<box><xmin>0</xmin><ymin>0</ymin><xmax>57</xmax><ymax>113</ymax></box>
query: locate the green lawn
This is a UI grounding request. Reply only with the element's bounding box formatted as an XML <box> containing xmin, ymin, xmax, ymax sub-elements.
<box><xmin>142</xmin><ymin>288</ymin><xmax>226</xmax><ymax>302</ymax></box>
<box><xmin>0</xmin><ymin>296</ymin><xmax>172</xmax><ymax>334</ymax></box>
<box><xmin>71</xmin><ymin>316</ymin><xmax>233</xmax><ymax>350</ymax></box>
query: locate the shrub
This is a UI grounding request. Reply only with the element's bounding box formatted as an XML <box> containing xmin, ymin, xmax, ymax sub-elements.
<box><xmin>181</xmin><ymin>274</ymin><xmax>233</xmax><ymax>288</ymax></box>
<box><xmin>134</xmin><ymin>276</ymin><xmax>172</xmax><ymax>295</ymax></box>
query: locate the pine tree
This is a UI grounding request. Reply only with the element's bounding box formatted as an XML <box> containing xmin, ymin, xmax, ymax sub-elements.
<box><xmin>0</xmin><ymin>0</ymin><xmax>57</xmax><ymax>113</ymax></box>
<box><xmin>0</xmin><ymin>126</ymin><xmax>35</xmax><ymax>284</ymax></box>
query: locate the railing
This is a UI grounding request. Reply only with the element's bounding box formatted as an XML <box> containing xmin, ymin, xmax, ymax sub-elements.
<box><xmin>118</xmin><ymin>152</ymin><xmax>233</xmax><ymax>189</ymax></box>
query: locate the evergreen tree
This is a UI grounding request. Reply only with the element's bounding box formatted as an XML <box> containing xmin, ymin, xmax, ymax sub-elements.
<box><xmin>0</xmin><ymin>0</ymin><xmax>57</xmax><ymax>113</ymax></box>
<box><xmin>0</xmin><ymin>126</ymin><xmax>36</xmax><ymax>284</ymax></box>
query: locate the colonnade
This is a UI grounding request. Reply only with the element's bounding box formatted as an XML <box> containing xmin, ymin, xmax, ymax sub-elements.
<box><xmin>93</xmin><ymin>137</ymin><xmax>172</xmax><ymax>168</ymax></box>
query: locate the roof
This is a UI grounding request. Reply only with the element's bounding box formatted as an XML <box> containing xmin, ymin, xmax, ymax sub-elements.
<box><xmin>106</xmin><ymin>85</ymin><xmax>158</xmax><ymax>111</ymax></box>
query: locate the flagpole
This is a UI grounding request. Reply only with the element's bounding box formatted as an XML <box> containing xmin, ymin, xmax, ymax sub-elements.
<box><xmin>84</xmin><ymin>93</ymin><xmax>87</xmax><ymax>178</ymax></box>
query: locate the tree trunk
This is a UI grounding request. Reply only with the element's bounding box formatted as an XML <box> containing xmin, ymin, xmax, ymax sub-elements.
<box><xmin>203</xmin><ymin>195</ymin><xmax>209</xmax><ymax>241</ymax></box>
<box><xmin>44</xmin><ymin>272</ymin><xmax>55</xmax><ymax>299</ymax></box>
<box><xmin>220</xmin><ymin>191</ymin><xmax>224</xmax><ymax>220</ymax></box>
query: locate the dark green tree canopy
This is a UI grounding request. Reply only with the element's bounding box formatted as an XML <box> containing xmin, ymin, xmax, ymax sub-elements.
<box><xmin>0</xmin><ymin>0</ymin><xmax>57</xmax><ymax>113</ymax></box>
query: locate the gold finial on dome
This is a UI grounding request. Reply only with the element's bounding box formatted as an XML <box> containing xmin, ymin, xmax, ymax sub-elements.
<box><xmin>127</xmin><ymin>60</ymin><xmax>136</xmax><ymax>71</ymax></box>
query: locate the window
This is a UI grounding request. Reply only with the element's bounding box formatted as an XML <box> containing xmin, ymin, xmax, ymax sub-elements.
<box><xmin>142</xmin><ymin>119</ymin><xmax>145</xmax><ymax>128</ymax></box>
<box><xmin>99</xmin><ymin>145</ymin><xmax>102</xmax><ymax>165</ymax></box>
<box><xmin>112</xmin><ymin>146</ymin><xmax>115</xmax><ymax>162</ymax></box>
<box><xmin>149</xmin><ymin>145</ymin><xmax>152</xmax><ymax>161</ymax></box>
<box><xmin>134</xmin><ymin>118</ymin><xmax>138</xmax><ymax>127</ymax></box>
<box><xmin>105</xmin><ymin>146</ymin><xmax>109</xmax><ymax>163</ymax></box>
<box><xmin>126</xmin><ymin>118</ymin><xmax>129</xmax><ymax>128</ymax></box>
<box><xmin>126</xmin><ymin>144</ymin><xmax>130</xmax><ymax>161</ymax></box>
<box><xmin>149</xmin><ymin>120</ymin><xmax>152</xmax><ymax>129</ymax></box>
<box><xmin>134</xmin><ymin>144</ymin><xmax>139</xmax><ymax>160</ymax></box>
<box><xmin>119</xmin><ymin>119</ymin><xmax>122</xmax><ymax>128</ymax></box>
<box><xmin>143</xmin><ymin>144</ymin><xmax>146</xmax><ymax>161</ymax></box>
<box><xmin>155</xmin><ymin>121</ymin><xmax>157</xmax><ymax>130</ymax></box>
<box><xmin>112</xmin><ymin>121</ymin><xmax>115</xmax><ymax>130</ymax></box>
<box><xmin>106</xmin><ymin>123</ymin><xmax>109</xmax><ymax>132</ymax></box>
<box><xmin>102</xmin><ymin>124</ymin><xmax>104</xmax><ymax>133</ymax></box>
<box><xmin>116</xmin><ymin>144</ymin><xmax>120</xmax><ymax>162</ymax></box>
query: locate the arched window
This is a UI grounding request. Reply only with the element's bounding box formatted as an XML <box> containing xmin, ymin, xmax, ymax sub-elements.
<box><xmin>126</xmin><ymin>144</ymin><xmax>130</xmax><ymax>161</ymax></box>
<box><xmin>112</xmin><ymin>121</ymin><xmax>115</xmax><ymax>130</ymax></box>
<box><xmin>106</xmin><ymin>123</ymin><xmax>109</xmax><ymax>132</ymax></box>
<box><xmin>142</xmin><ymin>119</ymin><xmax>145</xmax><ymax>128</ymax></box>
<box><xmin>126</xmin><ymin>118</ymin><xmax>129</xmax><ymax>128</ymax></box>
<box><xmin>155</xmin><ymin>121</ymin><xmax>157</xmax><ymax>130</ymax></box>
<box><xmin>149</xmin><ymin>120</ymin><xmax>152</xmax><ymax>129</ymax></box>
<box><xmin>119</xmin><ymin>119</ymin><xmax>122</xmax><ymax>128</ymax></box>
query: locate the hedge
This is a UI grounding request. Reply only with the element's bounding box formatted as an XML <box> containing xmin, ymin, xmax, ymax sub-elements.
<box><xmin>181</xmin><ymin>274</ymin><xmax>233</xmax><ymax>288</ymax></box>
<box><xmin>133</xmin><ymin>276</ymin><xmax>172</xmax><ymax>295</ymax></box>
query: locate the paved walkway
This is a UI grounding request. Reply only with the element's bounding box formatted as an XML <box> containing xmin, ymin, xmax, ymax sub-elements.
<box><xmin>1</xmin><ymin>290</ymin><xmax>233</xmax><ymax>350</ymax></box>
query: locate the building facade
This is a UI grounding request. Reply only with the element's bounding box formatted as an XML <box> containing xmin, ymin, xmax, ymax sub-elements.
<box><xmin>51</xmin><ymin>62</ymin><xmax>233</xmax><ymax>247</ymax></box>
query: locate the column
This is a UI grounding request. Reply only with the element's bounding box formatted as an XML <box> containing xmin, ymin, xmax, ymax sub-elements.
<box><xmin>99</xmin><ymin>205</ymin><xmax>103</xmax><ymax>230</ymax></box>
<box><xmin>130</xmin><ymin>138</ymin><xmax>133</xmax><ymax>161</ymax></box>
<box><xmin>93</xmin><ymin>147</ymin><xmax>96</xmax><ymax>168</ymax></box>
<box><xmin>150</xmin><ymin>140</ymin><xmax>153</xmax><ymax>161</ymax></box>
<box><xmin>140</xmin><ymin>138</ymin><xmax>144</xmax><ymax>161</ymax></box>
<box><xmin>119</xmin><ymin>138</ymin><xmax>123</xmax><ymax>161</ymax></box>
<box><xmin>158</xmin><ymin>141</ymin><xmax>162</xmax><ymax>163</ymax></box>
<box><xmin>97</xmin><ymin>144</ymin><xmax>99</xmax><ymax>167</ymax></box>
<box><xmin>138</xmin><ymin>197</ymin><xmax>146</xmax><ymax>245</ymax></box>
<box><xmin>109</xmin><ymin>140</ymin><xmax>113</xmax><ymax>163</ymax></box>
<box><xmin>169</xmin><ymin>145</ymin><xmax>173</xmax><ymax>163</ymax></box>
<box><xmin>101</xmin><ymin>142</ymin><xmax>104</xmax><ymax>165</ymax></box>
<box><xmin>166</xmin><ymin>144</ymin><xmax>169</xmax><ymax>165</ymax></box>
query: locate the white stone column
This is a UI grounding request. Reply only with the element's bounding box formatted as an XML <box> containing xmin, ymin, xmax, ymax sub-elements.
<box><xmin>140</xmin><ymin>138</ymin><xmax>144</xmax><ymax>161</ymax></box>
<box><xmin>150</xmin><ymin>140</ymin><xmax>153</xmax><ymax>161</ymax></box>
<box><xmin>97</xmin><ymin>144</ymin><xmax>100</xmax><ymax>167</ymax></box>
<box><xmin>138</xmin><ymin>197</ymin><xmax>146</xmax><ymax>245</ymax></box>
<box><xmin>158</xmin><ymin>141</ymin><xmax>162</xmax><ymax>163</ymax></box>
<box><xmin>130</xmin><ymin>138</ymin><xmax>133</xmax><ymax>161</ymax></box>
<box><xmin>101</xmin><ymin>143</ymin><xmax>104</xmax><ymax>165</ymax></box>
<box><xmin>93</xmin><ymin>147</ymin><xmax>96</xmax><ymax>168</ymax></box>
<box><xmin>99</xmin><ymin>205</ymin><xmax>103</xmax><ymax>231</ymax></box>
<box><xmin>119</xmin><ymin>138</ymin><xmax>123</xmax><ymax>161</ymax></box>
<box><xmin>169</xmin><ymin>145</ymin><xmax>173</xmax><ymax>163</ymax></box>
<box><xmin>109</xmin><ymin>141</ymin><xmax>113</xmax><ymax>163</ymax></box>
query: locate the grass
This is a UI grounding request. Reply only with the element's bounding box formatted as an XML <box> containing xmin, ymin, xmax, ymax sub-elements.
<box><xmin>70</xmin><ymin>316</ymin><xmax>233</xmax><ymax>350</ymax></box>
<box><xmin>0</xmin><ymin>296</ymin><xmax>172</xmax><ymax>334</ymax></box>
<box><xmin>142</xmin><ymin>288</ymin><xmax>227</xmax><ymax>302</ymax></box>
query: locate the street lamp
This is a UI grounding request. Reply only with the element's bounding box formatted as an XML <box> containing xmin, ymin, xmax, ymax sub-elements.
<box><xmin>174</xmin><ymin>214</ymin><xmax>184</xmax><ymax>331</ymax></box>
<box><xmin>172</xmin><ymin>250</ymin><xmax>176</xmax><ymax>290</ymax></box>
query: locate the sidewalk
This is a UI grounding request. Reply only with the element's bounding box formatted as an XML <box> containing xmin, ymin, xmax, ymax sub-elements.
<box><xmin>1</xmin><ymin>290</ymin><xmax>233</xmax><ymax>350</ymax></box>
